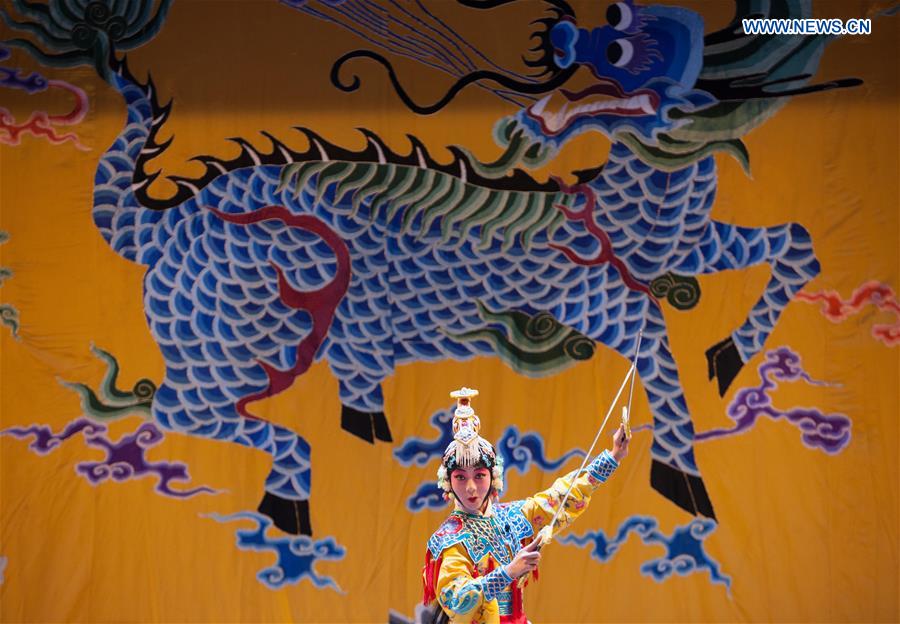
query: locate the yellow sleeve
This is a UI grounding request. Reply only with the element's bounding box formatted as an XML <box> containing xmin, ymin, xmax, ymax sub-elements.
<box><xmin>521</xmin><ymin>449</ymin><xmax>619</xmax><ymax>537</ymax></box>
<box><xmin>435</xmin><ymin>545</ymin><xmax>514</xmax><ymax>620</ymax></box>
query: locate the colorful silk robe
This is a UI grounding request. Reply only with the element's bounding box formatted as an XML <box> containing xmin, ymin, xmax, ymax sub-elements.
<box><xmin>423</xmin><ymin>451</ymin><xmax>619</xmax><ymax>623</ymax></box>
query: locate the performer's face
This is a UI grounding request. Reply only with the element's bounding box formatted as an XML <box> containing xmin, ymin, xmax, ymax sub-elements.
<box><xmin>450</xmin><ymin>466</ymin><xmax>492</xmax><ymax>514</ymax></box>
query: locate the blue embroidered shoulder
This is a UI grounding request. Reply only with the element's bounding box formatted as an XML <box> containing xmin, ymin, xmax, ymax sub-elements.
<box><xmin>427</xmin><ymin>501</ymin><xmax>534</xmax><ymax>565</ymax></box>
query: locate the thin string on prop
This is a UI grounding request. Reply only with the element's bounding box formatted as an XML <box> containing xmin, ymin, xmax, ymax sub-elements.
<box><xmin>537</xmin><ymin>330</ymin><xmax>643</xmax><ymax>547</ymax></box>
<box><xmin>622</xmin><ymin>330</ymin><xmax>644</xmax><ymax>440</ymax></box>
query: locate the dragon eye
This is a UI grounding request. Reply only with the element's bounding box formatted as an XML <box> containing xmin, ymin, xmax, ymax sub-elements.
<box><xmin>606</xmin><ymin>39</ymin><xmax>634</xmax><ymax>68</ymax></box>
<box><xmin>606</xmin><ymin>2</ymin><xmax>634</xmax><ymax>31</ymax></box>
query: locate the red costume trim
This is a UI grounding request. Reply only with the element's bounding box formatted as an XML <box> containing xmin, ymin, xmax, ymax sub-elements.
<box><xmin>422</xmin><ymin>550</ymin><xmax>443</xmax><ymax>606</ymax></box>
<box><xmin>422</xmin><ymin>539</ymin><xmax>538</xmax><ymax>622</ymax></box>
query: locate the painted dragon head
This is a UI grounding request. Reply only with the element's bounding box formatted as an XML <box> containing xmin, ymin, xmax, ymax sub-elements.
<box><xmin>321</xmin><ymin>0</ymin><xmax>862</xmax><ymax>174</ymax></box>
<box><xmin>515</xmin><ymin>1</ymin><xmax>712</xmax><ymax>154</ymax></box>
<box><xmin>497</xmin><ymin>0</ymin><xmax>862</xmax><ymax>173</ymax></box>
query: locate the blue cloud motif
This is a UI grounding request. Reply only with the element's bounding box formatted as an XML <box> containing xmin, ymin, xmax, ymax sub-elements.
<box><xmin>559</xmin><ymin>515</ymin><xmax>658</xmax><ymax>561</ymax></box>
<box><xmin>397</xmin><ymin>407</ymin><xmax>588</xmax><ymax>512</ymax></box>
<box><xmin>393</xmin><ymin>405</ymin><xmax>454</xmax><ymax>467</ymax></box>
<box><xmin>206</xmin><ymin>511</ymin><xmax>345</xmax><ymax>591</ymax></box>
<box><xmin>407</xmin><ymin>481</ymin><xmax>447</xmax><ymax>512</ymax></box>
<box><xmin>640</xmin><ymin>518</ymin><xmax>730</xmax><ymax>593</ymax></box>
<box><xmin>559</xmin><ymin>515</ymin><xmax>731</xmax><ymax>593</ymax></box>
<box><xmin>496</xmin><ymin>426</ymin><xmax>585</xmax><ymax>474</ymax></box>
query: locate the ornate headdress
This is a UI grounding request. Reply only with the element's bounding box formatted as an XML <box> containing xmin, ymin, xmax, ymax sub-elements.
<box><xmin>436</xmin><ymin>387</ymin><xmax>504</xmax><ymax>499</ymax></box>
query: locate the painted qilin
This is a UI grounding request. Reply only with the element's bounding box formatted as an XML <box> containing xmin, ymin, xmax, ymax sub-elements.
<box><xmin>2</xmin><ymin>0</ymin><xmax>861</xmax><ymax>533</ymax></box>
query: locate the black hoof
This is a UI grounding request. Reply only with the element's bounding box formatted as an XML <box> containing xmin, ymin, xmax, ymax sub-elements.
<box><xmin>705</xmin><ymin>336</ymin><xmax>744</xmax><ymax>396</ymax></box>
<box><xmin>651</xmin><ymin>459</ymin><xmax>716</xmax><ymax>520</ymax></box>
<box><xmin>341</xmin><ymin>404</ymin><xmax>393</xmax><ymax>443</ymax></box>
<box><xmin>257</xmin><ymin>491</ymin><xmax>312</xmax><ymax>536</ymax></box>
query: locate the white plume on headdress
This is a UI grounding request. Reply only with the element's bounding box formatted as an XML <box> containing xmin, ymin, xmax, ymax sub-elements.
<box><xmin>436</xmin><ymin>387</ymin><xmax>504</xmax><ymax>495</ymax></box>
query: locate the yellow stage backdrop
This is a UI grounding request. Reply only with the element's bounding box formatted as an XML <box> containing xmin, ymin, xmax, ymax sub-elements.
<box><xmin>1</xmin><ymin>1</ymin><xmax>897</xmax><ymax>622</ymax></box>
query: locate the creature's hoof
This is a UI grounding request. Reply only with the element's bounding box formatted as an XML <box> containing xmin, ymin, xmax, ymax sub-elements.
<box><xmin>650</xmin><ymin>460</ymin><xmax>716</xmax><ymax>520</ymax></box>
<box><xmin>341</xmin><ymin>404</ymin><xmax>393</xmax><ymax>443</ymax></box>
<box><xmin>257</xmin><ymin>491</ymin><xmax>312</xmax><ymax>536</ymax></box>
<box><xmin>705</xmin><ymin>335</ymin><xmax>744</xmax><ymax>396</ymax></box>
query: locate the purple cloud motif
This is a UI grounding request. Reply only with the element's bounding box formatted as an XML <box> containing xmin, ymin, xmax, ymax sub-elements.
<box><xmin>206</xmin><ymin>511</ymin><xmax>345</xmax><ymax>590</ymax></box>
<box><xmin>0</xmin><ymin>45</ymin><xmax>89</xmax><ymax>150</ymax></box>
<box><xmin>2</xmin><ymin>417</ymin><xmax>218</xmax><ymax>498</ymax></box>
<box><xmin>1</xmin><ymin>418</ymin><xmax>106</xmax><ymax>454</ymax></box>
<box><xmin>560</xmin><ymin>515</ymin><xmax>731</xmax><ymax>593</ymax></box>
<box><xmin>0</xmin><ymin>67</ymin><xmax>47</xmax><ymax>92</ymax></box>
<box><xmin>696</xmin><ymin>346</ymin><xmax>851</xmax><ymax>454</ymax></box>
<box><xmin>0</xmin><ymin>555</ymin><xmax>6</xmax><ymax>585</ymax></box>
<box><xmin>0</xmin><ymin>44</ymin><xmax>48</xmax><ymax>93</ymax></box>
<box><xmin>76</xmin><ymin>422</ymin><xmax>218</xmax><ymax>498</ymax></box>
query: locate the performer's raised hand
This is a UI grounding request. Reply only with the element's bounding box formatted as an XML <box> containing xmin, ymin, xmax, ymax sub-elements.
<box><xmin>611</xmin><ymin>423</ymin><xmax>630</xmax><ymax>462</ymax></box>
<box><xmin>505</xmin><ymin>538</ymin><xmax>542</xmax><ymax>578</ymax></box>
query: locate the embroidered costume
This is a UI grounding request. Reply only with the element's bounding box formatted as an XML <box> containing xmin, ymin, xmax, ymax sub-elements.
<box><xmin>422</xmin><ymin>388</ymin><xmax>619</xmax><ymax>623</ymax></box>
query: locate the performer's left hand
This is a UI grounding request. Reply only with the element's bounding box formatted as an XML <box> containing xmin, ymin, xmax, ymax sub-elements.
<box><xmin>611</xmin><ymin>424</ymin><xmax>629</xmax><ymax>462</ymax></box>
